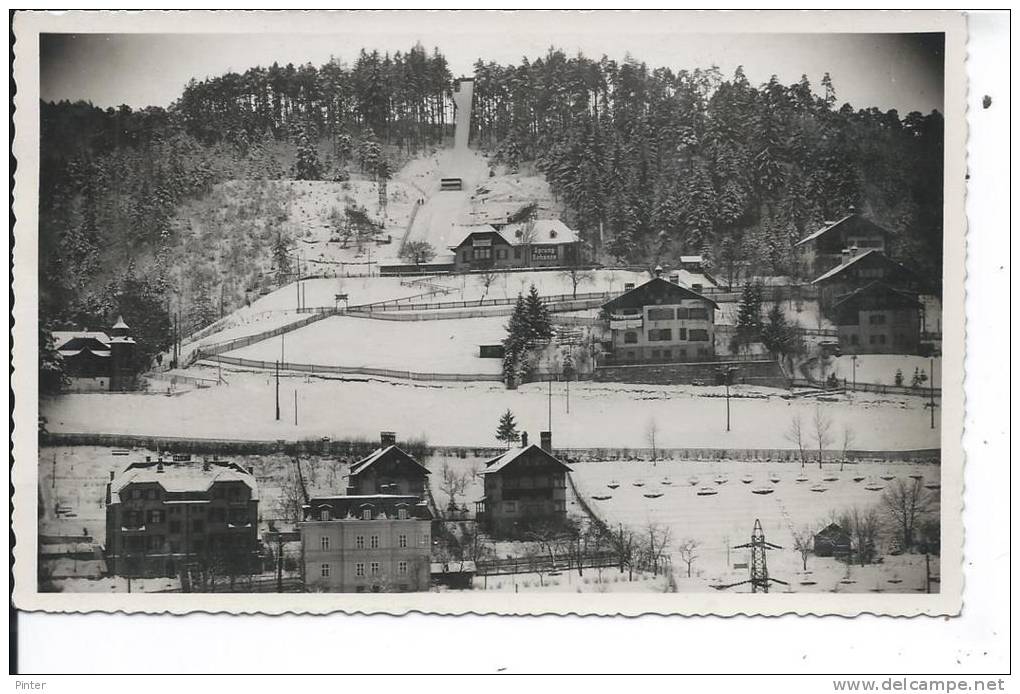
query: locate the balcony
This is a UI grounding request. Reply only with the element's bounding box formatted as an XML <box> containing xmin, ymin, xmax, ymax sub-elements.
<box><xmin>609</xmin><ymin>315</ymin><xmax>643</xmax><ymax>330</ymax></box>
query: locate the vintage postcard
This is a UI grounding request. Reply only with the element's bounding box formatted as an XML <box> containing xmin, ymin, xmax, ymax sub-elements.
<box><xmin>11</xmin><ymin>10</ymin><xmax>967</xmax><ymax>615</ymax></box>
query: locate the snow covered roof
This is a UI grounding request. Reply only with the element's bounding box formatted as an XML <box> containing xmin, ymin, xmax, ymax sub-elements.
<box><xmin>810</xmin><ymin>249</ymin><xmax>883</xmax><ymax>283</ymax></box>
<box><xmin>831</xmin><ymin>281</ymin><xmax>922</xmax><ymax>311</ymax></box>
<box><xmin>349</xmin><ymin>445</ymin><xmax>431</xmax><ymax>477</ymax></box>
<box><xmin>482</xmin><ymin>444</ymin><xmax>571</xmax><ymax>475</ymax></box>
<box><xmin>52</xmin><ymin>331</ymin><xmax>110</xmax><ymax>350</ymax></box>
<box><xmin>602</xmin><ymin>276</ymin><xmax>719</xmax><ymax>312</ymax></box>
<box><xmin>112</xmin><ymin>315</ymin><xmax>130</xmax><ymax>330</ymax></box>
<box><xmin>795</xmin><ymin>213</ymin><xmax>895</xmax><ymax>248</ymax></box>
<box><xmin>57</xmin><ymin>347</ymin><xmax>111</xmax><ymax>358</ymax></box>
<box><xmin>679</xmin><ymin>255</ymin><xmax>705</xmax><ymax>264</ymax></box>
<box><xmin>110</xmin><ymin>461</ymin><xmax>259</xmax><ymax>500</ymax></box>
<box><xmin>501</xmin><ymin>219</ymin><xmax>579</xmax><ymax>245</ymax></box>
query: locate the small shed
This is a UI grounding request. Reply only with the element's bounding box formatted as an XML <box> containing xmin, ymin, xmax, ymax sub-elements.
<box><xmin>813</xmin><ymin>523</ymin><xmax>852</xmax><ymax>557</ymax></box>
<box><xmin>431</xmin><ymin>560</ymin><xmax>477</xmax><ymax>589</ymax></box>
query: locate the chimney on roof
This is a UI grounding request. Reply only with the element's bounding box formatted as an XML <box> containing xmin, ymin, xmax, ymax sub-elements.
<box><xmin>247</xmin><ymin>465</ymin><xmax>255</xmax><ymax>476</ymax></box>
<box><xmin>653</xmin><ymin>265</ymin><xmax>663</xmax><ymax>278</ymax></box>
<box><xmin>668</xmin><ymin>272</ymin><xmax>679</xmax><ymax>285</ymax></box>
<box><xmin>145</xmin><ymin>456</ymin><xmax>151</xmax><ymax>462</ymax></box>
<box><xmin>521</xmin><ymin>432</ymin><xmax>529</xmax><ymax>448</ymax></box>
<box><xmin>850</xmin><ymin>245</ymin><xmax>859</xmax><ymax>258</ymax></box>
<box><xmin>540</xmin><ymin>431</ymin><xmax>552</xmax><ymax>454</ymax></box>
<box><xmin>380</xmin><ymin>431</ymin><xmax>397</xmax><ymax>448</ymax></box>
<box><xmin>156</xmin><ymin>462</ymin><xmax>164</xmax><ymax>473</ymax></box>
<box><xmin>848</xmin><ymin>204</ymin><xmax>857</xmax><ymax>214</ymax></box>
<box><xmin>841</xmin><ymin>248</ymin><xmax>851</xmax><ymax>265</ymax></box>
<box><xmin>202</xmin><ymin>460</ymin><xmax>211</xmax><ymax>472</ymax></box>
<box><xmin>110</xmin><ymin>470</ymin><xmax>115</xmax><ymax>481</ymax></box>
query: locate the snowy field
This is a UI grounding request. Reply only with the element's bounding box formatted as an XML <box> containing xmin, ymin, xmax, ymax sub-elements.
<box><xmin>570</xmin><ymin>459</ymin><xmax>941</xmax><ymax>593</ymax></box>
<box><xmin>223</xmin><ymin>314</ymin><xmax>507</xmax><ymax>374</ymax></box>
<box><xmin>822</xmin><ymin>355</ymin><xmax>942</xmax><ymax>387</ymax></box>
<box><xmin>43</xmin><ymin>370</ymin><xmax>941</xmax><ymax>451</ymax></box>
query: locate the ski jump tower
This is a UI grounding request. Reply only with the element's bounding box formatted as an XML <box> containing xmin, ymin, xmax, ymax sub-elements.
<box><xmin>441</xmin><ymin>77</ymin><xmax>474</xmax><ymax>192</ymax></box>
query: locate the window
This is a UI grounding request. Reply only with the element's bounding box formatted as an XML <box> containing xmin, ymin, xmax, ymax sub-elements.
<box><xmin>462</xmin><ymin>251</ymin><xmax>469</xmax><ymax>262</ymax></box>
<box><xmin>147</xmin><ymin>535</ymin><xmax>164</xmax><ymax>551</ymax></box>
<box><xmin>647</xmin><ymin>307</ymin><xmax>674</xmax><ymax>321</ymax></box>
<box><xmin>689</xmin><ymin>329</ymin><xmax>709</xmax><ymax>342</ymax></box>
<box><xmin>209</xmin><ymin>508</ymin><xmax>226</xmax><ymax>522</ymax></box>
<box><xmin>355</xmin><ymin>562</ymin><xmax>365</xmax><ymax>577</ymax></box>
<box><xmin>624</xmin><ymin>331</ymin><xmax>638</xmax><ymax>344</ymax></box>
<box><xmin>878</xmin><ymin>334</ymin><xmax>887</xmax><ymax>344</ymax></box>
<box><xmin>688</xmin><ymin>308</ymin><xmax>710</xmax><ymax>320</ymax></box>
<box><xmin>648</xmin><ymin>328</ymin><xmax>672</xmax><ymax>342</ymax></box>
<box><xmin>370</xmin><ymin>535</ymin><xmax>379</xmax><ymax>549</ymax></box>
<box><xmin>398</xmin><ymin>534</ymin><xmax>407</xmax><ymax>548</ymax></box>
<box><xmin>355</xmin><ymin>535</ymin><xmax>365</xmax><ymax>549</ymax></box>
<box><xmin>147</xmin><ymin>510</ymin><xmax>165</xmax><ymax>524</ymax></box>
<box><xmin>496</xmin><ymin>249</ymin><xmax>507</xmax><ymax>260</ymax></box>
<box><xmin>320</xmin><ymin>536</ymin><xmax>330</xmax><ymax>551</ymax></box>
<box><xmin>513</xmin><ymin>247</ymin><xmax>522</xmax><ymax>259</ymax></box>
<box><xmin>651</xmin><ymin>349</ymin><xmax>660</xmax><ymax>359</ymax></box>
<box><xmin>192</xmin><ymin>519</ymin><xmax>205</xmax><ymax>533</ymax></box>
<box><xmin>503</xmin><ymin>501</ymin><xmax>517</xmax><ymax>513</ymax></box>
<box><xmin>319</xmin><ymin>508</ymin><xmax>331</xmax><ymax>521</ymax></box>
<box><xmin>168</xmin><ymin>520</ymin><xmax>181</xmax><ymax>534</ymax></box>
<box><xmin>370</xmin><ymin>562</ymin><xmax>381</xmax><ymax>576</ymax></box>
<box><xmin>397</xmin><ymin>508</ymin><xmax>409</xmax><ymax>520</ymax></box>
<box><xmin>320</xmin><ymin>563</ymin><xmax>331</xmax><ymax>577</ymax></box>
<box><xmin>868</xmin><ymin>313</ymin><xmax>887</xmax><ymax>325</ymax></box>
<box><xmin>229</xmin><ymin>508</ymin><xmax>248</xmax><ymax>524</ymax></box>
<box><xmin>398</xmin><ymin>561</ymin><xmax>408</xmax><ymax>576</ymax></box>
<box><xmin>362</xmin><ymin>508</ymin><xmax>372</xmax><ymax>520</ymax></box>
<box><xmin>662</xmin><ymin>350</ymin><xmax>671</xmax><ymax>361</ymax></box>
<box><xmin>472</xmin><ymin>247</ymin><xmax>492</xmax><ymax>260</ymax></box>
<box><xmin>677</xmin><ymin>328</ymin><xmax>688</xmax><ymax>341</ymax></box>
<box><xmin>419</xmin><ymin>534</ymin><xmax>429</xmax><ymax>547</ymax></box>
<box><xmin>675</xmin><ymin>308</ymin><xmax>689</xmax><ymax>320</ymax></box>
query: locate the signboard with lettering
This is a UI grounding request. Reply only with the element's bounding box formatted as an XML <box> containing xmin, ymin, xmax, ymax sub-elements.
<box><xmin>531</xmin><ymin>245</ymin><xmax>559</xmax><ymax>259</ymax></box>
<box><xmin>472</xmin><ymin>238</ymin><xmax>492</xmax><ymax>247</ymax></box>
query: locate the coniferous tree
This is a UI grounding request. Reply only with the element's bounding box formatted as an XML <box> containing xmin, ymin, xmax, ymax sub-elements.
<box><xmin>523</xmin><ymin>284</ymin><xmax>553</xmax><ymax>345</ymax></box>
<box><xmin>495</xmin><ymin>409</ymin><xmax>520</xmax><ymax>448</ymax></box>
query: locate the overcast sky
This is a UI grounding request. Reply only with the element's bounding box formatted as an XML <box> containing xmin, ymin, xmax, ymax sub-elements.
<box><xmin>39</xmin><ymin>13</ymin><xmax>944</xmax><ymax>114</ymax></box>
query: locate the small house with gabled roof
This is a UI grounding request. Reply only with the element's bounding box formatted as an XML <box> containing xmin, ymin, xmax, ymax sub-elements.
<box><xmin>832</xmin><ymin>281</ymin><xmax>922</xmax><ymax>355</ymax></box>
<box><xmin>477</xmin><ymin>431</ymin><xmax>571</xmax><ymax>537</ymax></box>
<box><xmin>346</xmin><ymin>432</ymin><xmax>430</xmax><ymax>497</ymax></box>
<box><xmin>51</xmin><ymin>315</ymin><xmax>137</xmax><ymax>392</ymax></box>
<box><xmin>599</xmin><ymin>274</ymin><xmax>719</xmax><ymax>365</ymax></box>
<box><xmin>812</xmin><ymin>249</ymin><xmax>923</xmax><ymax>315</ymax></box>
<box><xmin>796</xmin><ymin>209</ymin><xmax>896</xmax><ymax>276</ymax></box>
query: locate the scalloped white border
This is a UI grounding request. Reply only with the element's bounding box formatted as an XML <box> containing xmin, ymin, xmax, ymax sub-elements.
<box><xmin>10</xmin><ymin>9</ymin><xmax>967</xmax><ymax>616</ymax></box>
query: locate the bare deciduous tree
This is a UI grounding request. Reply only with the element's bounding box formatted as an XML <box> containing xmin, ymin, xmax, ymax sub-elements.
<box><xmin>677</xmin><ymin>538</ymin><xmax>699</xmax><ymax>578</ymax></box>
<box><xmin>812</xmin><ymin>405</ymin><xmax>833</xmax><ymax>468</ymax></box>
<box><xmin>560</xmin><ymin>265</ymin><xmax>594</xmax><ymax>299</ymax></box>
<box><xmin>785</xmin><ymin>414</ymin><xmax>808</xmax><ymax>467</ymax></box>
<box><xmin>882</xmin><ymin>479</ymin><xmax>936</xmax><ymax>551</ymax></box>
<box><xmin>646</xmin><ymin>417</ymin><xmax>660</xmax><ymax>464</ymax></box>
<box><xmin>438</xmin><ymin>462</ymin><xmax>472</xmax><ymax>515</ymax></box>
<box><xmin>644</xmin><ymin>521</ymin><xmax>672</xmax><ymax>576</ymax></box>
<box><xmin>478</xmin><ymin>269</ymin><xmax>499</xmax><ymax>302</ymax></box>
<box><xmin>792</xmin><ymin>526</ymin><xmax>815</xmax><ymax>571</ymax></box>
<box><xmin>840</xmin><ymin>424</ymin><xmax>856</xmax><ymax>471</ymax></box>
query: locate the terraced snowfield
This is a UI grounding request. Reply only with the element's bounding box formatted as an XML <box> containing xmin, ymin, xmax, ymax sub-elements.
<box><xmin>569</xmin><ymin>459</ymin><xmax>941</xmax><ymax>593</ymax></box>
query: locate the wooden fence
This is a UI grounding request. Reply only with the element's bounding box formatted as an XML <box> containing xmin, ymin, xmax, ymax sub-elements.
<box><xmin>202</xmin><ymin>353</ymin><xmax>504</xmax><ymax>383</ymax></box>
<box><xmin>359</xmin><ymin>290</ymin><xmax>613</xmax><ymax>313</ymax></box>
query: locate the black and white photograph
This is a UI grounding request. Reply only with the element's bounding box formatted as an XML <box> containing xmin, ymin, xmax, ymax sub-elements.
<box><xmin>12</xmin><ymin>10</ymin><xmax>967</xmax><ymax>616</ymax></box>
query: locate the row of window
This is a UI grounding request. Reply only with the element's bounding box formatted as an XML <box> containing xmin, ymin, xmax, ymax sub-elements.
<box><xmin>498</xmin><ymin>500</ymin><xmax>566</xmax><ymax>513</ymax></box>
<box><xmin>843</xmin><ymin>333</ymin><xmax>911</xmax><ymax>346</ymax></box>
<box><xmin>621</xmin><ymin>347</ymin><xmax>712</xmax><ymax>361</ymax></box>
<box><xmin>123</xmin><ymin>509</ymin><xmax>249</xmax><ymax>530</ymax></box>
<box><xmin>122</xmin><ymin>486</ymin><xmax>247</xmax><ymax>502</ymax></box>
<box><xmin>646</xmin><ymin>307</ymin><xmax>711</xmax><ymax>321</ymax></box>
<box><xmin>318</xmin><ymin>507</ymin><xmax>412</xmax><ymax>521</ymax></box>
<box><xmin>497</xmin><ymin>475</ymin><xmax>562</xmax><ymax>490</ymax></box>
<box><xmin>625</xmin><ymin>328</ymin><xmax>710</xmax><ymax>343</ymax></box>
<box><xmin>319</xmin><ymin>561</ymin><xmax>412</xmax><ymax>578</ymax></box>
<box><xmin>122</xmin><ymin>534</ymin><xmax>249</xmax><ymax>554</ymax></box>
<box><xmin>319</xmin><ymin>533</ymin><xmax>428</xmax><ymax>551</ymax></box>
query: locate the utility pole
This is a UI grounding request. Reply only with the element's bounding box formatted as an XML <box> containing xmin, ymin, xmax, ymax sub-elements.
<box><xmin>851</xmin><ymin>354</ymin><xmax>857</xmax><ymax>391</ymax></box>
<box><xmin>294</xmin><ymin>389</ymin><xmax>298</xmax><ymax>426</ymax></box>
<box><xmin>929</xmin><ymin>356</ymin><xmax>936</xmax><ymax>430</ymax></box>
<box><xmin>275</xmin><ymin>360</ymin><xmax>280</xmax><ymax>421</ymax></box>
<box><xmin>548</xmin><ymin>377</ymin><xmax>552</xmax><ymax>432</ymax></box>
<box><xmin>566</xmin><ymin>376</ymin><xmax>570</xmax><ymax>414</ymax></box>
<box><xmin>925</xmin><ymin>553</ymin><xmax>931</xmax><ymax>593</ymax></box>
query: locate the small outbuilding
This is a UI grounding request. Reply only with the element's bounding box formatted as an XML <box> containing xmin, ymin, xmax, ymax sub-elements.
<box><xmin>813</xmin><ymin>523</ymin><xmax>852</xmax><ymax>558</ymax></box>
